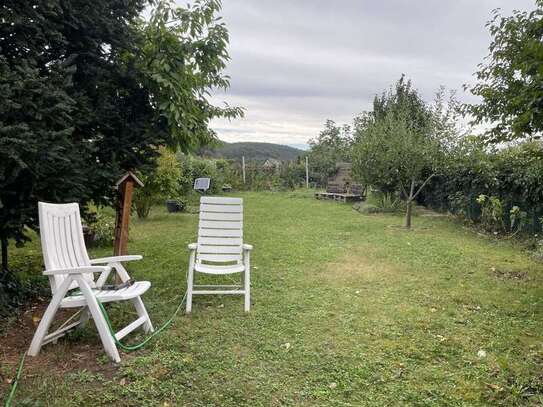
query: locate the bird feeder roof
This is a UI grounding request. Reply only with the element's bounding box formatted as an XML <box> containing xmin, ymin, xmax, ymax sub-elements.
<box><xmin>115</xmin><ymin>171</ymin><xmax>144</xmax><ymax>188</ymax></box>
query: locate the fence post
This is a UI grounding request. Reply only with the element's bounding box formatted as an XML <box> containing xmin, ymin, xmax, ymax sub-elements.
<box><xmin>305</xmin><ymin>156</ymin><xmax>309</xmax><ymax>188</ymax></box>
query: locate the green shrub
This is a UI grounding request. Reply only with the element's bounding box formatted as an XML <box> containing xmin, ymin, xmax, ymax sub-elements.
<box><xmin>353</xmin><ymin>202</ymin><xmax>381</xmax><ymax>214</ymax></box>
<box><xmin>366</xmin><ymin>191</ymin><xmax>404</xmax><ymax>213</ymax></box>
<box><xmin>447</xmin><ymin>191</ymin><xmax>473</xmax><ymax>221</ymax></box>
<box><xmin>476</xmin><ymin>194</ymin><xmax>505</xmax><ymax>233</ymax></box>
<box><xmin>176</xmin><ymin>154</ymin><xmax>308</xmax><ymax>195</ymax></box>
<box><xmin>246</xmin><ymin>166</ymin><xmax>281</xmax><ymax>191</ymax></box>
<box><xmin>177</xmin><ymin>154</ymin><xmax>241</xmax><ymax>195</ymax></box>
<box><xmin>280</xmin><ymin>160</ymin><xmax>307</xmax><ymax>190</ymax></box>
<box><xmin>421</xmin><ymin>140</ymin><xmax>543</xmax><ymax>235</ymax></box>
<box><xmin>134</xmin><ymin>147</ymin><xmax>183</xmax><ymax>218</ymax></box>
<box><xmin>86</xmin><ymin>209</ymin><xmax>115</xmax><ymax>247</ymax></box>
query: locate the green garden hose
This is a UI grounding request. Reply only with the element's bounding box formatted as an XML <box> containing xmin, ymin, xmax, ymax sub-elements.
<box><xmin>3</xmin><ymin>353</ymin><xmax>25</xmax><ymax>407</ymax></box>
<box><xmin>97</xmin><ymin>291</ymin><xmax>187</xmax><ymax>351</ymax></box>
<box><xmin>3</xmin><ymin>291</ymin><xmax>187</xmax><ymax>406</ymax></box>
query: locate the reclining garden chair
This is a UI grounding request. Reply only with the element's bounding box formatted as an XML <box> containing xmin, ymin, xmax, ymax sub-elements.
<box><xmin>186</xmin><ymin>197</ymin><xmax>253</xmax><ymax>312</ymax></box>
<box><xmin>28</xmin><ymin>202</ymin><xmax>154</xmax><ymax>363</ymax></box>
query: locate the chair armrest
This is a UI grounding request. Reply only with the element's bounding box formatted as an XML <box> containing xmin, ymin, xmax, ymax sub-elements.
<box><xmin>44</xmin><ymin>266</ymin><xmax>112</xmax><ymax>275</ymax></box>
<box><xmin>243</xmin><ymin>244</ymin><xmax>253</xmax><ymax>251</ymax></box>
<box><xmin>188</xmin><ymin>243</ymin><xmax>197</xmax><ymax>251</ymax></box>
<box><xmin>90</xmin><ymin>255</ymin><xmax>143</xmax><ymax>264</ymax></box>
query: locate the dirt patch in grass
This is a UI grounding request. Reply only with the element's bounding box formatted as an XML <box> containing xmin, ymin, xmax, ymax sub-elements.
<box><xmin>386</xmin><ymin>224</ymin><xmax>432</xmax><ymax>232</ymax></box>
<box><xmin>0</xmin><ymin>300</ymin><xmax>119</xmax><ymax>396</ymax></box>
<box><xmin>317</xmin><ymin>251</ymin><xmax>400</xmax><ymax>286</ymax></box>
<box><xmin>490</xmin><ymin>267</ymin><xmax>530</xmax><ymax>281</ymax></box>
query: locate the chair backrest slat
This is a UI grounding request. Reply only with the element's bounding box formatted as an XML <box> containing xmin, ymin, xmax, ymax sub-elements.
<box><xmin>199</xmin><ymin>228</ymin><xmax>242</xmax><ymax>238</ymax></box>
<box><xmin>199</xmin><ymin>221</ymin><xmax>242</xmax><ymax>230</ymax></box>
<box><xmin>198</xmin><ymin>245</ymin><xmax>242</xmax><ymax>254</ymax></box>
<box><xmin>199</xmin><ymin>212</ymin><xmax>242</xmax><ymax>222</ymax></box>
<box><xmin>57</xmin><ymin>216</ymin><xmax>72</xmax><ymax>268</ymax></box>
<box><xmin>200</xmin><ymin>196</ymin><xmax>242</xmax><ymax>205</ymax></box>
<box><xmin>198</xmin><ymin>254</ymin><xmax>243</xmax><ymax>262</ymax></box>
<box><xmin>69</xmin><ymin>212</ymin><xmax>89</xmax><ymax>268</ymax></box>
<box><xmin>39</xmin><ymin>202</ymin><xmax>93</xmax><ymax>294</ymax></box>
<box><xmin>197</xmin><ymin>197</ymin><xmax>243</xmax><ymax>266</ymax></box>
<box><xmin>200</xmin><ymin>204</ymin><xmax>241</xmax><ymax>213</ymax></box>
<box><xmin>198</xmin><ymin>237</ymin><xmax>243</xmax><ymax>246</ymax></box>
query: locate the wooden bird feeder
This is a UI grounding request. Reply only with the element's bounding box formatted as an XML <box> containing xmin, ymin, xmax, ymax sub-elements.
<box><xmin>113</xmin><ymin>171</ymin><xmax>144</xmax><ymax>258</ymax></box>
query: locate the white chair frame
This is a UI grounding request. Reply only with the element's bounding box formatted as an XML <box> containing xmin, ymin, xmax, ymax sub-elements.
<box><xmin>186</xmin><ymin>196</ymin><xmax>253</xmax><ymax>312</ymax></box>
<box><xmin>27</xmin><ymin>202</ymin><xmax>154</xmax><ymax>363</ymax></box>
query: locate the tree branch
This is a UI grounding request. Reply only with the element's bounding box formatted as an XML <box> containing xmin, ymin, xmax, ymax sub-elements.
<box><xmin>398</xmin><ymin>182</ymin><xmax>409</xmax><ymax>200</ymax></box>
<box><xmin>409</xmin><ymin>178</ymin><xmax>415</xmax><ymax>198</ymax></box>
<box><xmin>412</xmin><ymin>173</ymin><xmax>435</xmax><ymax>200</ymax></box>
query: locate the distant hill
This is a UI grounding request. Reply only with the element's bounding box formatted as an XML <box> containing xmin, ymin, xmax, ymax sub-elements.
<box><xmin>200</xmin><ymin>142</ymin><xmax>304</xmax><ymax>161</ymax></box>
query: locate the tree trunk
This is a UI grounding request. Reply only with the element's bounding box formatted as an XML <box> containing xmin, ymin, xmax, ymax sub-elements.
<box><xmin>1</xmin><ymin>236</ymin><xmax>8</xmax><ymax>273</ymax></box>
<box><xmin>404</xmin><ymin>178</ymin><xmax>416</xmax><ymax>229</ymax></box>
<box><xmin>405</xmin><ymin>199</ymin><xmax>413</xmax><ymax>228</ymax></box>
<box><xmin>400</xmin><ymin>174</ymin><xmax>435</xmax><ymax>229</ymax></box>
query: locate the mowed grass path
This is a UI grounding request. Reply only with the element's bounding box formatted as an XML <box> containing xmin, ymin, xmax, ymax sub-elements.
<box><xmin>7</xmin><ymin>191</ymin><xmax>543</xmax><ymax>406</ymax></box>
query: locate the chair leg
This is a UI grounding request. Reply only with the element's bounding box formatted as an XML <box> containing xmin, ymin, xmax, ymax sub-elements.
<box><xmin>28</xmin><ymin>277</ymin><xmax>73</xmax><ymax>357</ymax></box>
<box><xmin>76</xmin><ymin>277</ymin><xmax>120</xmax><ymax>363</ymax></box>
<box><xmin>244</xmin><ymin>259</ymin><xmax>251</xmax><ymax>313</ymax></box>
<box><xmin>186</xmin><ymin>266</ymin><xmax>194</xmax><ymax>313</ymax></box>
<box><xmin>242</xmin><ymin>248</ymin><xmax>252</xmax><ymax>312</ymax></box>
<box><xmin>110</xmin><ymin>262</ymin><xmax>153</xmax><ymax>332</ymax></box>
<box><xmin>186</xmin><ymin>250</ymin><xmax>196</xmax><ymax>313</ymax></box>
<box><xmin>131</xmin><ymin>296</ymin><xmax>154</xmax><ymax>333</ymax></box>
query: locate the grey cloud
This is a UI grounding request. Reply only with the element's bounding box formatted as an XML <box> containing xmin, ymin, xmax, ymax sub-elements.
<box><xmin>203</xmin><ymin>0</ymin><xmax>535</xmax><ymax>144</ymax></box>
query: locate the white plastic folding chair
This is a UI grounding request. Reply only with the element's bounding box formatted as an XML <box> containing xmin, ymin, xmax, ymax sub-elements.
<box><xmin>28</xmin><ymin>202</ymin><xmax>154</xmax><ymax>363</ymax></box>
<box><xmin>186</xmin><ymin>197</ymin><xmax>253</xmax><ymax>312</ymax></box>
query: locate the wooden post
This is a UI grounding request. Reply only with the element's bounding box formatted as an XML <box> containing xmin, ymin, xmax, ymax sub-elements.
<box><xmin>242</xmin><ymin>156</ymin><xmax>246</xmax><ymax>185</ymax></box>
<box><xmin>114</xmin><ymin>172</ymin><xmax>144</xmax><ymax>275</ymax></box>
<box><xmin>114</xmin><ymin>182</ymin><xmax>133</xmax><ymax>257</ymax></box>
<box><xmin>305</xmin><ymin>156</ymin><xmax>309</xmax><ymax>188</ymax></box>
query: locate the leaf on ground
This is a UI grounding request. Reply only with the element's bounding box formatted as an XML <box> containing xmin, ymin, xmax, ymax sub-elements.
<box><xmin>485</xmin><ymin>383</ymin><xmax>503</xmax><ymax>392</ymax></box>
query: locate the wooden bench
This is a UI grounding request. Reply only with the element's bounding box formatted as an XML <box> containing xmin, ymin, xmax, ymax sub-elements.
<box><xmin>315</xmin><ymin>182</ymin><xmax>365</xmax><ymax>203</ymax></box>
<box><xmin>315</xmin><ymin>191</ymin><xmax>362</xmax><ymax>202</ymax></box>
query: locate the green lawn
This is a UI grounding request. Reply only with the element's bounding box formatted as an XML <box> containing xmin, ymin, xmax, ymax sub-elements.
<box><xmin>4</xmin><ymin>191</ymin><xmax>543</xmax><ymax>406</ymax></box>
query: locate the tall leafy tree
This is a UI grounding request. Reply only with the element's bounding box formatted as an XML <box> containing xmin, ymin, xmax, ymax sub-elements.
<box><xmin>353</xmin><ymin>77</ymin><xmax>441</xmax><ymax>228</ymax></box>
<box><xmin>0</xmin><ymin>56</ymin><xmax>79</xmax><ymax>272</ymax></box>
<box><xmin>136</xmin><ymin>0</ymin><xmax>243</xmax><ymax>151</ymax></box>
<box><xmin>0</xmin><ymin>0</ymin><xmax>239</xmax><ymax>272</ymax></box>
<box><xmin>465</xmin><ymin>2</ymin><xmax>543</xmax><ymax>143</ymax></box>
<box><xmin>308</xmin><ymin>120</ymin><xmax>353</xmax><ymax>186</ymax></box>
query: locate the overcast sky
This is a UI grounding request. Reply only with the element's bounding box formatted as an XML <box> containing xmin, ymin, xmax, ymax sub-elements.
<box><xmin>207</xmin><ymin>0</ymin><xmax>535</xmax><ymax>148</ymax></box>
